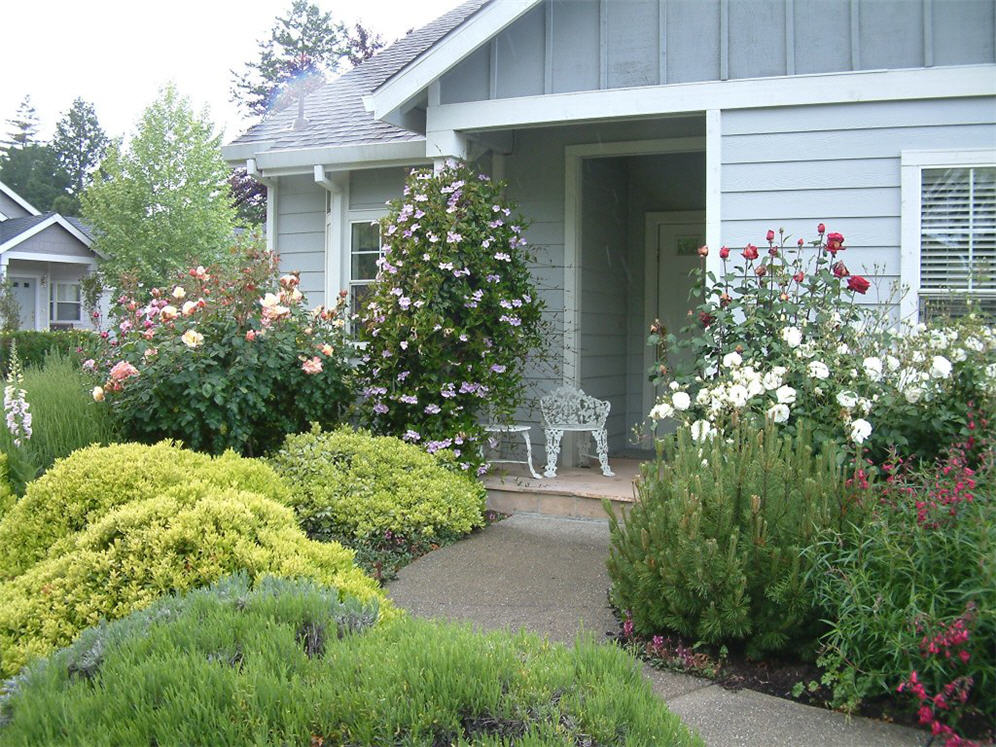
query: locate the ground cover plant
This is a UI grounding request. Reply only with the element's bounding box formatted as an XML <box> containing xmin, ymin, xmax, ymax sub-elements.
<box><xmin>0</xmin><ymin>574</ymin><xmax>701</xmax><ymax>746</ymax></box>
<box><xmin>355</xmin><ymin>160</ymin><xmax>545</xmax><ymax>474</ymax></box>
<box><xmin>607</xmin><ymin>419</ymin><xmax>866</xmax><ymax>659</ymax></box>
<box><xmin>270</xmin><ymin>425</ymin><xmax>487</xmax><ymax>579</ymax></box>
<box><xmin>88</xmin><ymin>243</ymin><xmax>353</xmax><ymax>456</ymax></box>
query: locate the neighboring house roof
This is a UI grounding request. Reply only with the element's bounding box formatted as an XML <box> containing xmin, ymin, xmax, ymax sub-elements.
<box><xmin>226</xmin><ymin>0</ymin><xmax>490</xmax><ymax>156</ymax></box>
<box><xmin>0</xmin><ymin>212</ymin><xmax>99</xmax><ymax>257</ymax></box>
<box><xmin>0</xmin><ymin>180</ymin><xmax>41</xmax><ymax>217</ymax></box>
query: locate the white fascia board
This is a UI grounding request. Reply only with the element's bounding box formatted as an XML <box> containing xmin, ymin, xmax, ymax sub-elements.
<box><xmin>0</xmin><ymin>215</ymin><xmax>99</xmax><ymax>257</ymax></box>
<box><xmin>0</xmin><ymin>181</ymin><xmax>41</xmax><ymax>216</ymax></box>
<box><xmin>901</xmin><ymin>148</ymin><xmax>996</xmax><ymax>167</ymax></box>
<box><xmin>221</xmin><ymin>140</ymin><xmax>277</xmax><ymax>165</ymax></box>
<box><xmin>254</xmin><ymin>140</ymin><xmax>430</xmax><ymax>173</ymax></box>
<box><xmin>369</xmin><ymin>0</ymin><xmax>543</xmax><ymax>120</ymax></box>
<box><xmin>3</xmin><ymin>250</ymin><xmax>98</xmax><ymax>265</ymax></box>
<box><xmin>426</xmin><ymin>64</ymin><xmax>996</xmax><ymax>133</ymax></box>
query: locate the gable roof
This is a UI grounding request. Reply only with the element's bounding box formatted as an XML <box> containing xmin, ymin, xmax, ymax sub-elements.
<box><xmin>0</xmin><ymin>212</ymin><xmax>98</xmax><ymax>257</ymax></box>
<box><xmin>0</xmin><ymin>181</ymin><xmax>41</xmax><ymax>217</ymax></box>
<box><xmin>224</xmin><ymin>0</ymin><xmax>491</xmax><ymax>160</ymax></box>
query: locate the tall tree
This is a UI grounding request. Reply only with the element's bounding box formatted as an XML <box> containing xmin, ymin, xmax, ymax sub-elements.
<box><xmin>0</xmin><ymin>144</ymin><xmax>71</xmax><ymax>212</ymax></box>
<box><xmin>230</xmin><ymin>1</ymin><xmax>383</xmax><ymax>118</ymax></box>
<box><xmin>1</xmin><ymin>96</ymin><xmax>40</xmax><ymax>155</ymax></box>
<box><xmin>52</xmin><ymin>98</ymin><xmax>109</xmax><ymax>199</ymax></box>
<box><xmin>81</xmin><ymin>85</ymin><xmax>236</xmax><ymax>289</ymax></box>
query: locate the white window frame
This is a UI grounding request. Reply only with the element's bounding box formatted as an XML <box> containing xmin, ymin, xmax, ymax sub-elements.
<box><xmin>900</xmin><ymin>148</ymin><xmax>996</xmax><ymax>324</ymax></box>
<box><xmin>50</xmin><ymin>280</ymin><xmax>83</xmax><ymax>324</ymax></box>
<box><xmin>346</xmin><ymin>211</ymin><xmax>386</xmax><ymax>321</ymax></box>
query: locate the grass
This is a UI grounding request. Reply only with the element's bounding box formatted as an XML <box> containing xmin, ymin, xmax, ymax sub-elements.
<box><xmin>0</xmin><ymin>573</ymin><xmax>702</xmax><ymax>746</ymax></box>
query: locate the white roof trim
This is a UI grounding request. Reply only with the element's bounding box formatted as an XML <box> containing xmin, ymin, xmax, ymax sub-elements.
<box><xmin>0</xmin><ymin>181</ymin><xmax>41</xmax><ymax>216</ymax></box>
<box><xmin>367</xmin><ymin>0</ymin><xmax>542</xmax><ymax>120</ymax></box>
<box><xmin>252</xmin><ymin>139</ymin><xmax>430</xmax><ymax>174</ymax></box>
<box><xmin>0</xmin><ymin>214</ymin><xmax>101</xmax><ymax>258</ymax></box>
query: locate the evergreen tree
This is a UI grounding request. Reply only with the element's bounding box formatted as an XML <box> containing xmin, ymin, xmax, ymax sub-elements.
<box><xmin>0</xmin><ymin>144</ymin><xmax>71</xmax><ymax>212</ymax></box>
<box><xmin>52</xmin><ymin>98</ymin><xmax>109</xmax><ymax>198</ymax></box>
<box><xmin>230</xmin><ymin>1</ymin><xmax>383</xmax><ymax>118</ymax></box>
<box><xmin>81</xmin><ymin>85</ymin><xmax>236</xmax><ymax>289</ymax></box>
<box><xmin>1</xmin><ymin>96</ymin><xmax>40</xmax><ymax>155</ymax></box>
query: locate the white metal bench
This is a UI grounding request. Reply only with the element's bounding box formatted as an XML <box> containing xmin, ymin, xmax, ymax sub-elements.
<box><xmin>539</xmin><ymin>385</ymin><xmax>614</xmax><ymax>478</ymax></box>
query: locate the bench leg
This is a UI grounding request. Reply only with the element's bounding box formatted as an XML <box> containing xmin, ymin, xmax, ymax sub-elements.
<box><xmin>593</xmin><ymin>428</ymin><xmax>614</xmax><ymax>477</ymax></box>
<box><xmin>521</xmin><ymin>429</ymin><xmax>541</xmax><ymax>479</ymax></box>
<box><xmin>543</xmin><ymin>428</ymin><xmax>563</xmax><ymax>478</ymax></box>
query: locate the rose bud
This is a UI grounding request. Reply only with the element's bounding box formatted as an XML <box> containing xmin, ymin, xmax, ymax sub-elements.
<box><xmin>698</xmin><ymin>310</ymin><xmax>715</xmax><ymax>326</ymax></box>
<box><xmin>768</xmin><ymin>246</ymin><xmax>778</xmax><ymax>257</ymax></box>
<box><xmin>719</xmin><ymin>246</ymin><xmax>730</xmax><ymax>259</ymax></box>
<box><xmin>832</xmin><ymin>261</ymin><xmax>849</xmax><ymax>278</ymax></box>
<box><xmin>735</xmin><ymin>345</ymin><xmax>744</xmax><ymax>354</ymax></box>
<box><xmin>817</xmin><ymin>222</ymin><xmax>826</xmax><ymax>234</ymax></box>
<box><xmin>793</xmin><ymin>271</ymin><xmax>805</xmax><ymax>283</ymax></box>
<box><xmin>755</xmin><ymin>264</ymin><xmax>768</xmax><ymax>277</ymax></box>
<box><xmin>697</xmin><ymin>245</ymin><xmax>709</xmax><ymax>257</ymax></box>
<box><xmin>780</xmin><ymin>293</ymin><xmax>789</xmax><ymax>301</ymax></box>
<box><xmin>766</xmin><ymin>229</ymin><xmax>775</xmax><ymax>242</ymax></box>
<box><xmin>720</xmin><ymin>292</ymin><xmax>732</xmax><ymax>307</ymax></box>
<box><xmin>742</xmin><ymin>244</ymin><xmax>759</xmax><ymax>260</ymax></box>
<box><xmin>797</xmin><ymin>238</ymin><xmax>804</xmax><ymax>247</ymax></box>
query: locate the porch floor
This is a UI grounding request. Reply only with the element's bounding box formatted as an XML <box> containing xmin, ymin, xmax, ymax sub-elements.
<box><xmin>483</xmin><ymin>458</ymin><xmax>643</xmax><ymax>520</ymax></box>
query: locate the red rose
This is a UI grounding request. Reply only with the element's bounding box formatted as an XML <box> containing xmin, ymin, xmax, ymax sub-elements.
<box><xmin>766</xmin><ymin>229</ymin><xmax>775</xmax><ymax>242</ymax></box>
<box><xmin>847</xmin><ymin>274</ymin><xmax>871</xmax><ymax>294</ymax></box>
<box><xmin>742</xmin><ymin>244</ymin><xmax>759</xmax><ymax>260</ymax></box>
<box><xmin>698</xmin><ymin>310</ymin><xmax>715</xmax><ymax>327</ymax></box>
<box><xmin>797</xmin><ymin>238</ymin><xmax>804</xmax><ymax>247</ymax></box>
<box><xmin>719</xmin><ymin>246</ymin><xmax>730</xmax><ymax>259</ymax></box>
<box><xmin>817</xmin><ymin>223</ymin><xmax>826</xmax><ymax>234</ymax></box>
<box><xmin>826</xmin><ymin>232</ymin><xmax>845</xmax><ymax>254</ymax></box>
<box><xmin>832</xmin><ymin>261</ymin><xmax>849</xmax><ymax>278</ymax></box>
<box><xmin>793</xmin><ymin>271</ymin><xmax>804</xmax><ymax>283</ymax></box>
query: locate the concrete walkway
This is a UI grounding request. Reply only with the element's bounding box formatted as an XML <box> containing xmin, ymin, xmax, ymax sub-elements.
<box><xmin>386</xmin><ymin>513</ymin><xmax>925</xmax><ymax>747</ymax></box>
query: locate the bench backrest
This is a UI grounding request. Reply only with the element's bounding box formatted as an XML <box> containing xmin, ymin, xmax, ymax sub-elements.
<box><xmin>539</xmin><ymin>385</ymin><xmax>610</xmax><ymax>428</ymax></box>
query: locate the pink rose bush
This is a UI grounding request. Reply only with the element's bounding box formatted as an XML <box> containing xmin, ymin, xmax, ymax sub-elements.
<box><xmin>355</xmin><ymin>162</ymin><xmax>545</xmax><ymax>473</ymax></box>
<box><xmin>88</xmin><ymin>243</ymin><xmax>353</xmax><ymax>455</ymax></box>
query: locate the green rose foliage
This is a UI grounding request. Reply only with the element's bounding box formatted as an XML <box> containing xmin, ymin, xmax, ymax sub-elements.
<box><xmin>355</xmin><ymin>162</ymin><xmax>545</xmax><ymax>473</ymax></box>
<box><xmin>91</xmin><ymin>243</ymin><xmax>354</xmax><ymax>456</ymax></box>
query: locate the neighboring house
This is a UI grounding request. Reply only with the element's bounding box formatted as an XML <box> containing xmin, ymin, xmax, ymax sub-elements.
<box><xmin>0</xmin><ymin>181</ymin><xmax>101</xmax><ymax>331</ymax></box>
<box><xmin>224</xmin><ymin>0</ymin><xmax>996</xmax><ymax>458</ymax></box>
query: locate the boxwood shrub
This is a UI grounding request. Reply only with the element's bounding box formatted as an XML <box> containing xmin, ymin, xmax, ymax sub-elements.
<box><xmin>0</xmin><ymin>575</ymin><xmax>700</xmax><ymax>746</ymax></box>
<box><xmin>270</xmin><ymin>425</ymin><xmax>486</xmax><ymax>543</ymax></box>
<box><xmin>0</xmin><ymin>486</ymin><xmax>390</xmax><ymax>677</ymax></box>
<box><xmin>0</xmin><ymin>441</ymin><xmax>291</xmax><ymax>581</ymax></box>
<box><xmin>0</xmin><ymin>330</ymin><xmax>95</xmax><ymax>370</ymax></box>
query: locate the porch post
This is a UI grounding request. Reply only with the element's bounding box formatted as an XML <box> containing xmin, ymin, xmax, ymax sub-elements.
<box><xmin>705</xmin><ymin>109</ymin><xmax>723</xmax><ymax>281</ymax></box>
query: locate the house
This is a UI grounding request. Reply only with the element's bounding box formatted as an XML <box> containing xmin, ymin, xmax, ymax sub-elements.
<box><xmin>224</xmin><ymin>0</ymin><xmax>996</xmax><ymax>460</ymax></box>
<box><xmin>0</xmin><ymin>181</ymin><xmax>101</xmax><ymax>331</ymax></box>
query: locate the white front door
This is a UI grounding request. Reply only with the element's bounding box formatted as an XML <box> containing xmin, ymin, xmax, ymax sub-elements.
<box><xmin>642</xmin><ymin>211</ymin><xmax>705</xmax><ymax>432</ymax></box>
<box><xmin>9</xmin><ymin>276</ymin><xmax>37</xmax><ymax>330</ymax></box>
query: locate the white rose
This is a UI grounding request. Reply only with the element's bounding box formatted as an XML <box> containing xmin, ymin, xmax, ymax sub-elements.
<box><xmin>723</xmin><ymin>351</ymin><xmax>743</xmax><ymax>368</ymax></box>
<box><xmin>669</xmin><ymin>381</ymin><xmax>680</xmax><ymax>391</ymax></box>
<box><xmin>886</xmin><ymin>355</ymin><xmax>901</xmax><ymax>372</ymax></box>
<box><xmin>965</xmin><ymin>337</ymin><xmax>983</xmax><ymax>353</ymax></box>
<box><xmin>672</xmin><ymin>391</ymin><xmax>691</xmax><ymax>411</ymax></box>
<box><xmin>650</xmin><ymin>402</ymin><xmax>675</xmax><ymax>420</ymax></box>
<box><xmin>951</xmin><ymin>347</ymin><xmax>967</xmax><ymax>363</ymax></box>
<box><xmin>727</xmin><ymin>384</ymin><xmax>750</xmax><ymax>409</ymax></box>
<box><xmin>849</xmin><ymin>418</ymin><xmax>872</xmax><ymax>445</ymax></box>
<box><xmin>837</xmin><ymin>343</ymin><xmax>850</xmax><ymax>355</ymax></box>
<box><xmin>929</xmin><ymin>355</ymin><xmax>952</xmax><ymax>379</ymax></box>
<box><xmin>781</xmin><ymin>326</ymin><xmax>803</xmax><ymax>348</ymax></box>
<box><xmin>776</xmin><ymin>385</ymin><xmax>797</xmax><ymax>405</ymax></box>
<box><xmin>696</xmin><ymin>388</ymin><xmax>711</xmax><ymax>405</ymax></box>
<box><xmin>904</xmin><ymin>386</ymin><xmax>924</xmax><ymax>404</ymax></box>
<box><xmin>862</xmin><ymin>356</ymin><xmax>883</xmax><ymax>382</ymax></box>
<box><xmin>690</xmin><ymin>419</ymin><xmax>715</xmax><ymax>442</ymax></box>
<box><xmin>836</xmin><ymin>390</ymin><xmax>858</xmax><ymax>409</ymax></box>
<box><xmin>767</xmin><ymin>403</ymin><xmax>790</xmax><ymax>423</ymax></box>
<box><xmin>762</xmin><ymin>371</ymin><xmax>783</xmax><ymax>391</ymax></box>
<box><xmin>808</xmin><ymin>361</ymin><xmax>830</xmax><ymax>380</ymax></box>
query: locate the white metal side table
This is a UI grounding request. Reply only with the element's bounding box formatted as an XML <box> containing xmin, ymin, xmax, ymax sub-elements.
<box><xmin>483</xmin><ymin>424</ymin><xmax>541</xmax><ymax>479</ymax></box>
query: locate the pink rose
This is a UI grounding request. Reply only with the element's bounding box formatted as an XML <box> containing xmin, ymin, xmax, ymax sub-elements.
<box><xmin>765</xmin><ymin>229</ymin><xmax>775</xmax><ymax>242</ymax></box>
<box><xmin>742</xmin><ymin>244</ymin><xmax>759</xmax><ymax>260</ymax></box>
<box><xmin>719</xmin><ymin>246</ymin><xmax>730</xmax><ymax>259</ymax></box>
<box><xmin>109</xmin><ymin>361</ymin><xmax>139</xmax><ymax>381</ymax></box>
<box><xmin>301</xmin><ymin>356</ymin><xmax>323</xmax><ymax>374</ymax></box>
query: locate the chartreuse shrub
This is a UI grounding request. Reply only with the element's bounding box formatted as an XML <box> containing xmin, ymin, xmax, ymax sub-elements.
<box><xmin>809</xmin><ymin>429</ymin><xmax>995</xmax><ymax>731</ymax></box>
<box><xmin>270</xmin><ymin>425</ymin><xmax>486</xmax><ymax>544</ymax></box>
<box><xmin>0</xmin><ymin>486</ymin><xmax>389</xmax><ymax>677</ymax></box>
<box><xmin>607</xmin><ymin>420</ymin><xmax>866</xmax><ymax>658</ymax></box>
<box><xmin>0</xmin><ymin>455</ymin><xmax>13</xmax><ymax>519</ymax></box>
<box><xmin>0</xmin><ymin>441</ymin><xmax>290</xmax><ymax>580</ymax></box>
<box><xmin>0</xmin><ymin>575</ymin><xmax>700</xmax><ymax>746</ymax></box>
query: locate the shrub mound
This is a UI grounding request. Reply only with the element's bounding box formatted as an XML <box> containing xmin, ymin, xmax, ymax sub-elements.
<box><xmin>270</xmin><ymin>426</ymin><xmax>486</xmax><ymax>543</ymax></box>
<box><xmin>0</xmin><ymin>455</ymin><xmax>13</xmax><ymax>519</ymax></box>
<box><xmin>0</xmin><ymin>441</ymin><xmax>291</xmax><ymax>580</ymax></box>
<box><xmin>607</xmin><ymin>421</ymin><xmax>865</xmax><ymax>658</ymax></box>
<box><xmin>0</xmin><ymin>575</ymin><xmax>700</xmax><ymax>746</ymax></box>
<box><xmin>0</xmin><ymin>486</ymin><xmax>389</xmax><ymax>677</ymax></box>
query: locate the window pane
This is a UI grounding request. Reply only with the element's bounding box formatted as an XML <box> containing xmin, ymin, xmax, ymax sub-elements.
<box><xmin>351</xmin><ymin>252</ymin><xmax>379</xmax><ymax>280</ymax></box>
<box><xmin>351</xmin><ymin>222</ymin><xmax>380</xmax><ymax>252</ymax></box>
<box><xmin>349</xmin><ymin>282</ymin><xmax>373</xmax><ymax>316</ymax></box>
<box><xmin>56</xmin><ymin>302</ymin><xmax>81</xmax><ymax>322</ymax></box>
<box><xmin>56</xmin><ymin>284</ymin><xmax>81</xmax><ymax>303</ymax></box>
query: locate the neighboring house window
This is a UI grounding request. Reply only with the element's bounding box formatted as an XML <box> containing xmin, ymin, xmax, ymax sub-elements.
<box><xmin>901</xmin><ymin>150</ymin><xmax>996</xmax><ymax>322</ymax></box>
<box><xmin>51</xmin><ymin>282</ymin><xmax>82</xmax><ymax>323</ymax></box>
<box><xmin>349</xmin><ymin>221</ymin><xmax>382</xmax><ymax>316</ymax></box>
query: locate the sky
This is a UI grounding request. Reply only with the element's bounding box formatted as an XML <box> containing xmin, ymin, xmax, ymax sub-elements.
<box><xmin>0</xmin><ymin>0</ymin><xmax>463</xmax><ymax>145</ymax></box>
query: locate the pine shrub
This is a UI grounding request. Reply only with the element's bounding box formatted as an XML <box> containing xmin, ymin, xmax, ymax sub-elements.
<box><xmin>0</xmin><ymin>575</ymin><xmax>699</xmax><ymax>746</ymax></box>
<box><xmin>0</xmin><ymin>441</ymin><xmax>291</xmax><ymax>581</ymax></box>
<box><xmin>270</xmin><ymin>425</ymin><xmax>486</xmax><ymax>543</ymax></box>
<box><xmin>607</xmin><ymin>421</ymin><xmax>865</xmax><ymax>658</ymax></box>
<box><xmin>0</xmin><ymin>487</ymin><xmax>389</xmax><ymax>677</ymax></box>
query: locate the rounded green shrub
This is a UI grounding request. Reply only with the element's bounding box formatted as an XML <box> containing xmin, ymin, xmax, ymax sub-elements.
<box><xmin>0</xmin><ymin>486</ymin><xmax>391</xmax><ymax>677</ymax></box>
<box><xmin>0</xmin><ymin>454</ymin><xmax>14</xmax><ymax>519</ymax></box>
<box><xmin>0</xmin><ymin>575</ymin><xmax>700</xmax><ymax>746</ymax></box>
<box><xmin>0</xmin><ymin>441</ymin><xmax>291</xmax><ymax>581</ymax></box>
<box><xmin>607</xmin><ymin>421</ymin><xmax>867</xmax><ymax>658</ymax></box>
<box><xmin>269</xmin><ymin>425</ymin><xmax>486</xmax><ymax>542</ymax></box>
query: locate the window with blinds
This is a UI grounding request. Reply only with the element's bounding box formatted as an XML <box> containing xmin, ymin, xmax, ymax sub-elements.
<box><xmin>919</xmin><ymin>165</ymin><xmax>996</xmax><ymax>318</ymax></box>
